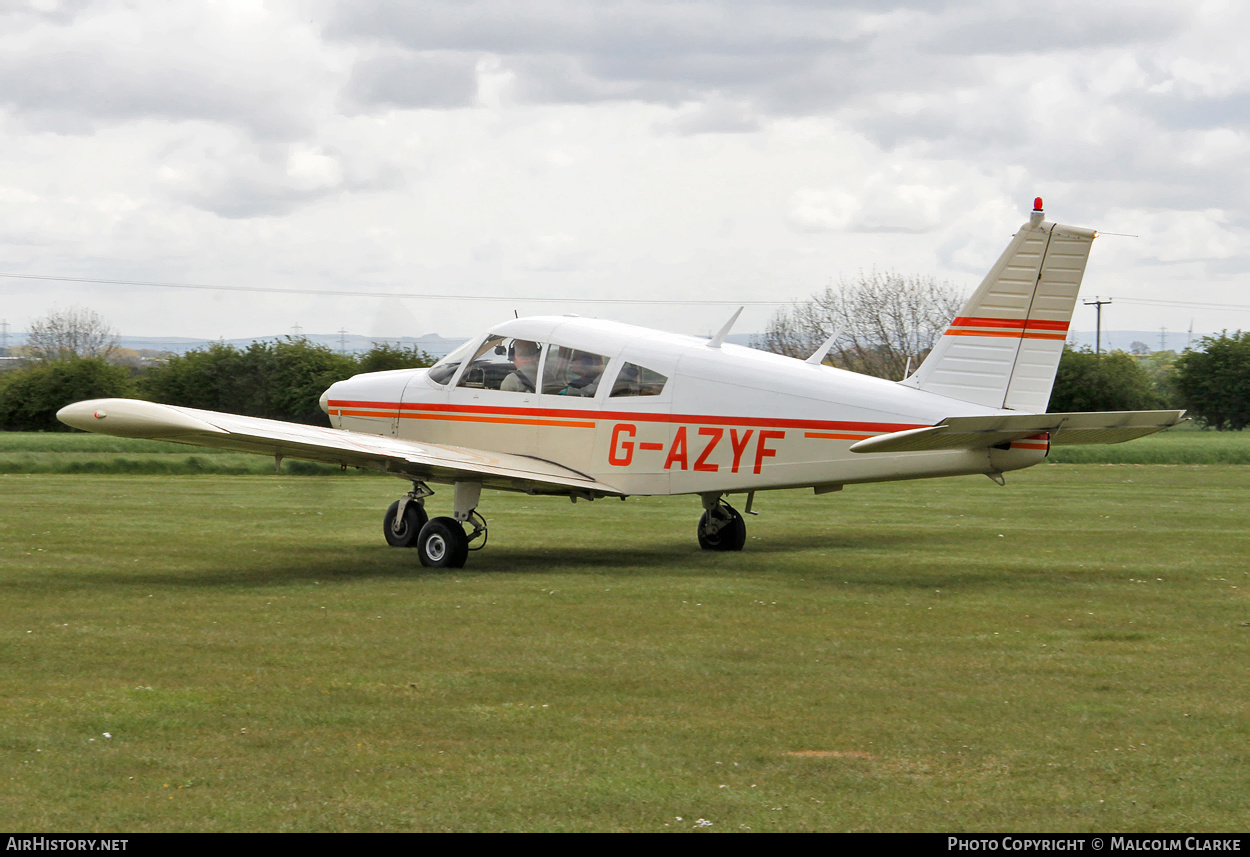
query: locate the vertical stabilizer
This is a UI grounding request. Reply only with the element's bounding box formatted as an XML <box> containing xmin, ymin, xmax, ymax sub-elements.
<box><xmin>904</xmin><ymin>201</ymin><xmax>1095</xmax><ymax>412</ymax></box>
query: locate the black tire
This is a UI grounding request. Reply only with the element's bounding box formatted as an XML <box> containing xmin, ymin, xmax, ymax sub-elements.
<box><xmin>417</xmin><ymin>517</ymin><xmax>469</xmax><ymax>568</ymax></box>
<box><xmin>383</xmin><ymin>500</ymin><xmax>430</xmax><ymax>547</ymax></box>
<box><xmin>697</xmin><ymin>505</ymin><xmax>747</xmax><ymax>551</ymax></box>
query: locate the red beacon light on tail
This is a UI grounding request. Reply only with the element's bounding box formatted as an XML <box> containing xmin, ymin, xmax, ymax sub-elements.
<box><xmin>1030</xmin><ymin>196</ymin><xmax>1045</xmax><ymax>225</ymax></box>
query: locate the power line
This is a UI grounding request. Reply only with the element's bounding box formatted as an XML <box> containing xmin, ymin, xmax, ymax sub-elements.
<box><xmin>6</xmin><ymin>269</ymin><xmax>1245</xmax><ymax>315</ymax></box>
<box><xmin>1110</xmin><ymin>296</ymin><xmax>1250</xmax><ymax>313</ymax></box>
<box><xmin>0</xmin><ymin>271</ymin><xmax>787</xmax><ymax>307</ymax></box>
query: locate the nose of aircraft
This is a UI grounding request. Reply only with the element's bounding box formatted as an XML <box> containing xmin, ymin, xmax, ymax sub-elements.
<box><xmin>320</xmin><ymin>378</ymin><xmax>353</xmax><ymax>426</ymax></box>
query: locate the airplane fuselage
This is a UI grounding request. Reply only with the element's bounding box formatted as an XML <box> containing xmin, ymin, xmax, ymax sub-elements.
<box><xmin>322</xmin><ymin>315</ymin><xmax>1046</xmax><ymax>497</ymax></box>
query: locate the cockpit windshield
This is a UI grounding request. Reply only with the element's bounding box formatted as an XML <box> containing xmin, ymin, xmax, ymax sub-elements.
<box><xmin>426</xmin><ymin>337</ymin><xmax>480</xmax><ymax>386</ymax></box>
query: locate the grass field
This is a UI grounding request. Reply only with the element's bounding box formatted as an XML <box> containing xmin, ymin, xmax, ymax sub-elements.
<box><xmin>1</xmin><ymin>465</ymin><xmax>1246</xmax><ymax>831</ymax></box>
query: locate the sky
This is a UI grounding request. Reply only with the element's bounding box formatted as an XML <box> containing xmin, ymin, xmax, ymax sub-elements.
<box><xmin>2</xmin><ymin>0</ymin><xmax>1249</xmax><ymax>349</ymax></box>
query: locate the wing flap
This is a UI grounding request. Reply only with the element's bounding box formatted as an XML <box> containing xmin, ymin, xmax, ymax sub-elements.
<box><xmin>57</xmin><ymin>398</ymin><xmax>623</xmax><ymax>496</ymax></box>
<box><xmin>850</xmin><ymin>410</ymin><xmax>1186</xmax><ymax>454</ymax></box>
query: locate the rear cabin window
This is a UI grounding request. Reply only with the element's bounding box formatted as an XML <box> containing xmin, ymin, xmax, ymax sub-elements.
<box><xmin>609</xmin><ymin>362</ymin><xmax>667</xmax><ymax>397</ymax></box>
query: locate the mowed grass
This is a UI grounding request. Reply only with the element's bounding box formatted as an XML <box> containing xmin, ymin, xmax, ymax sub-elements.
<box><xmin>1</xmin><ymin>466</ymin><xmax>1246</xmax><ymax>832</ymax></box>
<box><xmin>0</xmin><ymin>432</ymin><xmax>349</xmax><ymax>475</ymax></box>
<box><xmin>1048</xmin><ymin>422</ymin><xmax>1250</xmax><ymax>464</ymax></box>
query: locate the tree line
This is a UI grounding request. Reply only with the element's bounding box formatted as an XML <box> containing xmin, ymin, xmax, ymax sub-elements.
<box><xmin>758</xmin><ymin>273</ymin><xmax>1248</xmax><ymax>430</ymax></box>
<box><xmin>3</xmin><ymin>302</ymin><xmax>1247</xmax><ymax>432</ymax></box>
<box><xmin>0</xmin><ymin>314</ymin><xmax>432</xmax><ymax>432</ymax></box>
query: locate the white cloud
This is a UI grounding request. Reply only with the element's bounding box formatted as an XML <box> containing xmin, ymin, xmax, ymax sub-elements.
<box><xmin>0</xmin><ymin>0</ymin><xmax>1247</xmax><ymax>340</ymax></box>
<box><xmin>786</xmin><ymin>189</ymin><xmax>858</xmax><ymax>233</ymax></box>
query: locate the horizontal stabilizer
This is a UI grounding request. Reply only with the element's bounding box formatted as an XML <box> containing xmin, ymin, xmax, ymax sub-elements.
<box><xmin>849</xmin><ymin>410</ymin><xmax>1186</xmax><ymax>454</ymax></box>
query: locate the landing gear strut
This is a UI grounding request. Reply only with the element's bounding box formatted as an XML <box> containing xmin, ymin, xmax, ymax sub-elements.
<box><xmin>384</xmin><ymin>480</ymin><xmax>487</xmax><ymax>569</ymax></box>
<box><xmin>697</xmin><ymin>495</ymin><xmax>747</xmax><ymax>551</ymax></box>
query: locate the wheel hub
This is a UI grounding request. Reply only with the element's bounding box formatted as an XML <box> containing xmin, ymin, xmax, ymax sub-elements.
<box><xmin>426</xmin><ymin>534</ymin><xmax>447</xmax><ymax>562</ymax></box>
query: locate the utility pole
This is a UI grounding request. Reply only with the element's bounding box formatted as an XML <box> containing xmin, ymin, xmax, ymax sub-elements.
<box><xmin>0</xmin><ymin>319</ymin><xmax>8</xmax><ymax>355</ymax></box>
<box><xmin>1159</xmin><ymin>326</ymin><xmax>1167</xmax><ymax>352</ymax></box>
<box><xmin>1084</xmin><ymin>297</ymin><xmax>1112</xmax><ymax>355</ymax></box>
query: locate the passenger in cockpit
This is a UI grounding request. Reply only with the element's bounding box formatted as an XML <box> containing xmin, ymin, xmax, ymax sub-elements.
<box><xmin>501</xmin><ymin>340</ymin><xmax>540</xmax><ymax>392</ymax></box>
<box><xmin>560</xmin><ymin>351</ymin><xmax>604</xmax><ymax>397</ymax></box>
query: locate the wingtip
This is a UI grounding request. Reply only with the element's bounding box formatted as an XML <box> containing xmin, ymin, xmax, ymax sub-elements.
<box><xmin>56</xmin><ymin>398</ymin><xmax>226</xmax><ymax>438</ymax></box>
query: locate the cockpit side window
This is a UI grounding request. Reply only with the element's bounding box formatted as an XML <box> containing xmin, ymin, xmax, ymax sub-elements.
<box><xmin>542</xmin><ymin>346</ymin><xmax>608</xmax><ymax>397</ymax></box>
<box><xmin>449</xmin><ymin>336</ymin><xmax>544</xmax><ymax>392</ymax></box>
<box><xmin>609</xmin><ymin>362</ymin><xmax>667</xmax><ymax>397</ymax></box>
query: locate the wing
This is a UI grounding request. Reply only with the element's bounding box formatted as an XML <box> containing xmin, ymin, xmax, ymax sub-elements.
<box><xmin>848</xmin><ymin>410</ymin><xmax>1186</xmax><ymax>454</ymax></box>
<box><xmin>57</xmin><ymin>398</ymin><xmax>624</xmax><ymax>497</ymax></box>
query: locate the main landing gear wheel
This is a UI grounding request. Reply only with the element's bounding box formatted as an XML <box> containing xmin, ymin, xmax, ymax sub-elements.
<box><xmin>383</xmin><ymin>500</ymin><xmax>429</xmax><ymax>547</ymax></box>
<box><xmin>417</xmin><ymin>517</ymin><xmax>470</xmax><ymax>569</ymax></box>
<box><xmin>698</xmin><ymin>502</ymin><xmax>747</xmax><ymax>551</ymax></box>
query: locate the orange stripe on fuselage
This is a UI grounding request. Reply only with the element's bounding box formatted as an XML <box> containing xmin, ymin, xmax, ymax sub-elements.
<box><xmin>327</xmin><ymin>400</ymin><xmax>926</xmax><ymax>435</ymax></box>
<box><xmin>331</xmin><ymin>408</ymin><xmax>593</xmax><ymax>429</ymax></box>
<box><xmin>404</xmin><ymin>412</ymin><xmax>597</xmax><ymax>429</ymax></box>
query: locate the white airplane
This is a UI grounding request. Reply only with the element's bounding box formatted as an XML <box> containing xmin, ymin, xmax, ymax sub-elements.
<box><xmin>58</xmin><ymin>200</ymin><xmax>1183</xmax><ymax>568</ymax></box>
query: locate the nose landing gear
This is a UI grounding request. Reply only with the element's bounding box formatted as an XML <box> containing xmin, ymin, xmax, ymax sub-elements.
<box><xmin>383</xmin><ymin>482</ymin><xmax>434</xmax><ymax>547</ymax></box>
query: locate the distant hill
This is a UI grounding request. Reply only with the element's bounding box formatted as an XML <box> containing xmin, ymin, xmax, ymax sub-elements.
<box><xmin>1064</xmin><ymin>329</ymin><xmax>1211</xmax><ymax>353</ymax></box>
<box><xmin>2</xmin><ymin>329</ymin><xmax>1219</xmax><ymax>361</ymax></box>
<box><xmin>105</xmin><ymin>332</ymin><xmax>469</xmax><ymax>359</ymax></box>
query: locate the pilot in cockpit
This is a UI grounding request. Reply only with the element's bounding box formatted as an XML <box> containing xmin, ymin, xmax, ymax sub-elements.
<box><xmin>501</xmin><ymin>340</ymin><xmax>540</xmax><ymax>393</ymax></box>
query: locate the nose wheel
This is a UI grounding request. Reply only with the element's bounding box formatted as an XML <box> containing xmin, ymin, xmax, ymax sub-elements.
<box><xmin>383</xmin><ymin>498</ymin><xmax>429</xmax><ymax>547</ymax></box>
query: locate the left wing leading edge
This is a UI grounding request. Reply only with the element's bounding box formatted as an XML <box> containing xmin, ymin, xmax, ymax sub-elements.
<box><xmin>56</xmin><ymin>398</ymin><xmax>623</xmax><ymax>497</ymax></box>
